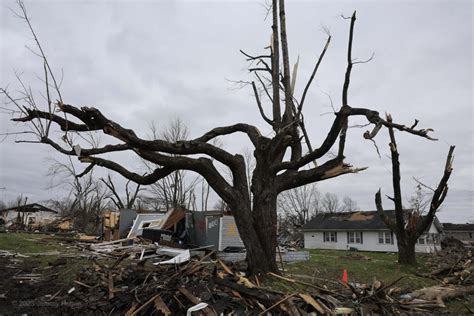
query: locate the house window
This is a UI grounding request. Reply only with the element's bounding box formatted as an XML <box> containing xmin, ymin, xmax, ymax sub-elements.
<box><xmin>348</xmin><ymin>232</ymin><xmax>363</xmax><ymax>244</ymax></box>
<box><xmin>417</xmin><ymin>235</ymin><xmax>426</xmax><ymax>245</ymax></box>
<box><xmin>427</xmin><ymin>233</ymin><xmax>439</xmax><ymax>244</ymax></box>
<box><xmin>378</xmin><ymin>231</ymin><xmax>393</xmax><ymax>244</ymax></box>
<box><xmin>323</xmin><ymin>231</ymin><xmax>337</xmax><ymax>242</ymax></box>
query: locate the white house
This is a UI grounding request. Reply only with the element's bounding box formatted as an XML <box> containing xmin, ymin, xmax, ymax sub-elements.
<box><xmin>1</xmin><ymin>203</ymin><xmax>59</xmax><ymax>228</ymax></box>
<box><xmin>302</xmin><ymin>210</ymin><xmax>442</xmax><ymax>253</ymax></box>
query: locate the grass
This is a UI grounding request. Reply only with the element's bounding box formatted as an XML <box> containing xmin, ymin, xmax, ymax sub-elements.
<box><xmin>0</xmin><ymin>232</ymin><xmax>59</xmax><ymax>254</ymax></box>
<box><xmin>265</xmin><ymin>249</ymin><xmax>474</xmax><ymax>313</ymax></box>
<box><xmin>276</xmin><ymin>249</ymin><xmax>438</xmax><ymax>291</ymax></box>
<box><xmin>0</xmin><ymin>232</ymin><xmax>88</xmax><ymax>284</ymax></box>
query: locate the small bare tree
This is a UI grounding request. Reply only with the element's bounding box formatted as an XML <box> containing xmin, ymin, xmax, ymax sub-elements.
<box><xmin>48</xmin><ymin>157</ymin><xmax>108</xmax><ymax>233</ymax></box>
<box><xmin>320</xmin><ymin>192</ymin><xmax>341</xmax><ymax>213</ymax></box>
<box><xmin>375</xmin><ymin>114</ymin><xmax>454</xmax><ymax>264</ymax></box>
<box><xmin>100</xmin><ymin>174</ymin><xmax>142</xmax><ymax>210</ymax></box>
<box><xmin>144</xmin><ymin>119</ymin><xmax>199</xmax><ymax>211</ymax></box>
<box><xmin>278</xmin><ymin>183</ymin><xmax>320</xmax><ymax>227</ymax></box>
<box><xmin>342</xmin><ymin>196</ymin><xmax>359</xmax><ymax>212</ymax></box>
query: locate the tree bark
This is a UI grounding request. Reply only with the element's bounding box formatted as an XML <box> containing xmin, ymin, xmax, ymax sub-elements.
<box><xmin>232</xmin><ymin>148</ymin><xmax>280</xmax><ymax>275</ymax></box>
<box><xmin>397</xmin><ymin>235</ymin><xmax>417</xmax><ymax>265</ymax></box>
<box><xmin>230</xmin><ymin>199</ymin><xmax>279</xmax><ymax>276</ymax></box>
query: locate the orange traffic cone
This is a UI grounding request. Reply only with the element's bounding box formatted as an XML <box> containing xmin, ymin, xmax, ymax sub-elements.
<box><xmin>341</xmin><ymin>269</ymin><xmax>348</xmax><ymax>283</ymax></box>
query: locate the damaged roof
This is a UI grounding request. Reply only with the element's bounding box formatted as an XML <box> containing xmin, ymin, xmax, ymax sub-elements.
<box><xmin>0</xmin><ymin>203</ymin><xmax>58</xmax><ymax>214</ymax></box>
<box><xmin>443</xmin><ymin>223</ymin><xmax>474</xmax><ymax>232</ymax></box>
<box><xmin>302</xmin><ymin>210</ymin><xmax>442</xmax><ymax>232</ymax></box>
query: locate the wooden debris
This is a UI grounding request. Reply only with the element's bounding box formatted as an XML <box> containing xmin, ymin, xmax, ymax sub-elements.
<box><xmin>153</xmin><ymin>295</ymin><xmax>171</xmax><ymax>316</ymax></box>
<box><xmin>27</xmin><ymin>237</ymin><xmax>471</xmax><ymax>315</ymax></box>
<box><xmin>299</xmin><ymin>293</ymin><xmax>325</xmax><ymax>314</ymax></box>
<box><xmin>419</xmin><ymin>237</ymin><xmax>473</xmax><ymax>285</ymax></box>
<box><xmin>178</xmin><ymin>287</ymin><xmax>216</xmax><ymax>315</ymax></box>
<box><xmin>258</xmin><ymin>293</ymin><xmax>296</xmax><ymax>315</ymax></box>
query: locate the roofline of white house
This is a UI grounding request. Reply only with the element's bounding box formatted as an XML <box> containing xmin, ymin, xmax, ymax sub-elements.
<box><xmin>301</xmin><ymin>228</ymin><xmax>436</xmax><ymax>233</ymax></box>
<box><xmin>301</xmin><ymin>228</ymin><xmax>392</xmax><ymax>232</ymax></box>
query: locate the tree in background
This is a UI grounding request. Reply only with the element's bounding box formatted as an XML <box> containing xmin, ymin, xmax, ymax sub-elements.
<box><xmin>278</xmin><ymin>183</ymin><xmax>320</xmax><ymax>228</ymax></box>
<box><xmin>376</xmin><ymin>114</ymin><xmax>454</xmax><ymax>264</ymax></box>
<box><xmin>48</xmin><ymin>157</ymin><xmax>108</xmax><ymax>233</ymax></box>
<box><xmin>342</xmin><ymin>196</ymin><xmax>359</xmax><ymax>212</ymax></box>
<box><xmin>100</xmin><ymin>174</ymin><xmax>142</xmax><ymax>210</ymax></box>
<box><xmin>320</xmin><ymin>193</ymin><xmax>340</xmax><ymax>213</ymax></box>
<box><xmin>143</xmin><ymin>119</ymin><xmax>199</xmax><ymax>212</ymax></box>
<box><xmin>278</xmin><ymin>184</ymin><xmax>359</xmax><ymax>230</ymax></box>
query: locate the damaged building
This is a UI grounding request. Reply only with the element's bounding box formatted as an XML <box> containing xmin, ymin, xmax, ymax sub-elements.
<box><xmin>100</xmin><ymin>208</ymin><xmax>244</xmax><ymax>251</ymax></box>
<box><xmin>0</xmin><ymin>203</ymin><xmax>59</xmax><ymax>229</ymax></box>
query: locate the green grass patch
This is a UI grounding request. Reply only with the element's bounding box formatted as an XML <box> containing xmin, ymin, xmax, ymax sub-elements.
<box><xmin>0</xmin><ymin>232</ymin><xmax>92</xmax><ymax>285</ymax></box>
<box><xmin>0</xmin><ymin>232</ymin><xmax>59</xmax><ymax>254</ymax></box>
<box><xmin>279</xmin><ymin>249</ymin><xmax>437</xmax><ymax>291</ymax></box>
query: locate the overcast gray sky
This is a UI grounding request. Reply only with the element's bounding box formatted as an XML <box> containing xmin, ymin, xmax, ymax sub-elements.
<box><xmin>1</xmin><ymin>0</ymin><xmax>472</xmax><ymax>223</ymax></box>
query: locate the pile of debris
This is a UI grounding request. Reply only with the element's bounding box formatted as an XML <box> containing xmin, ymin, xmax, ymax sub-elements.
<box><xmin>420</xmin><ymin>237</ymin><xmax>473</xmax><ymax>285</ymax></box>
<box><xmin>405</xmin><ymin>237</ymin><xmax>474</xmax><ymax>306</ymax></box>
<box><xmin>35</xmin><ymin>248</ymin><xmax>454</xmax><ymax>315</ymax></box>
<box><xmin>277</xmin><ymin>228</ymin><xmax>303</xmax><ymax>249</ymax></box>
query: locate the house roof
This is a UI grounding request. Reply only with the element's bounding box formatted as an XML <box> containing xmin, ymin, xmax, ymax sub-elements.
<box><xmin>302</xmin><ymin>210</ymin><xmax>441</xmax><ymax>232</ymax></box>
<box><xmin>0</xmin><ymin>203</ymin><xmax>58</xmax><ymax>214</ymax></box>
<box><xmin>442</xmin><ymin>223</ymin><xmax>474</xmax><ymax>232</ymax></box>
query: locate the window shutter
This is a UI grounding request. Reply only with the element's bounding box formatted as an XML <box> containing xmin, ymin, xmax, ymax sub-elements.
<box><xmin>360</xmin><ymin>232</ymin><xmax>363</xmax><ymax>244</ymax></box>
<box><xmin>391</xmin><ymin>231</ymin><xmax>394</xmax><ymax>244</ymax></box>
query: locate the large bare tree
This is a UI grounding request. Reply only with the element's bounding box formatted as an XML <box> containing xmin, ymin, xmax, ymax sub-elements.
<box><xmin>1</xmin><ymin>0</ymin><xmax>440</xmax><ymax>275</ymax></box>
<box><xmin>375</xmin><ymin>114</ymin><xmax>454</xmax><ymax>264</ymax></box>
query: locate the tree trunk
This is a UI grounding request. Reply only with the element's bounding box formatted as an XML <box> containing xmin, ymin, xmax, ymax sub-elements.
<box><xmin>397</xmin><ymin>236</ymin><xmax>417</xmax><ymax>265</ymax></box>
<box><xmin>231</xmin><ymin>200</ymin><xmax>279</xmax><ymax>276</ymax></box>
<box><xmin>228</xmin><ymin>150</ymin><xmax>280</xmax><ymax>276</ymax></box>
<box><xmin>252</xmin><ymin>192</ymin><xmax>279</xmax><ymax>274</ymax></box>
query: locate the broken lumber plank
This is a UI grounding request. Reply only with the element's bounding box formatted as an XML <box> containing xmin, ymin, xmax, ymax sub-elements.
<box><xmin>298</xmin><ymin>293</ymin><xmax>325</xmax><ymax>314</ymax></box>
<box><xmin>177</xmin><ymin>287</ymin><xmax>217</xmax><ymax>316</ymax></box>
<box><xmin>124</xmin><ymin>302</ymin><xmax>139</xmax><ymax>316</ymax></box>
<box><xmin>285</xmin><ymin>297</ymin><xmax>302</xmax><ymax>316</ymax></box>
<box><xmin>258</xmin><ymin>293</ymin><xmax>296</xmax><ymax>315</ymax></box>
<box><xmin>108</xmin><ymin>271</ymin><xmax>114</xmax><ymax>299</ymax></box>
<box><xmin>268</xmin><ymin>272</ymin><xmax>340</xmax><ymax>296</ymax></box>
<box><xmin>74</xmin><ymin>280</ymin><xmax>94</xmax><ymax>288</ymax></box>
<box><xmin>408</xmin><ymin>284</ymin><xmax>474</xmax><ymax>301</ymax></box>
<box><xmin>91</xmin><ymin>237</ymin><xmax>133</xmax><ymax>247</ymax></box>
<box><xmin>217</xmin><ymin>259</ymin><xmax>234</xmax><ymax>275</ymax></box>
<box><xmin>153</xmin><ymin>295</ymin><xmax>171</xmax><ymax>316</ymax></box>
<box><xmin>213</xmin><ymin>276</ymin><xmax>280</xmax><ymax>306</ymax></box>
<box><xmin>183</xmin><ymin>250</ymin><xmax>216</xmax><ymax>275</ymax></box>
<box><xmin>131</xmin><ymin>294</ymin><xmax>161</xmax><ymax>316</ymax></box>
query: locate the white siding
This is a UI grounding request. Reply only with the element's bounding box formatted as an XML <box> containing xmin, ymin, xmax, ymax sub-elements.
<box><xmin>304</xmin><ymin>223</ymin><xmax>442</xmax><ymax>253</ymax></box>
<box><xmin>219</xmin><ymin>216</ymin><xmax>244</xmax><ymax>251</ymax></box>
<box><xmin>3</xmin><ymin>210</ymin><xmax>58</xmax><ymax>225</ymax></box>
<box><xmin>415</xmin><ymin>224</ymin><xmax>442</xmax><ymax>253</ymax></box>
<box><xmin>304</xmin><ymin>231</ymin><xmax>398</xmax><ymax>252</ymax></box>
